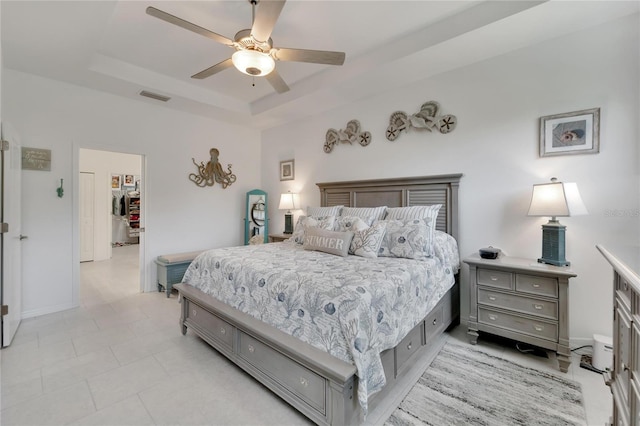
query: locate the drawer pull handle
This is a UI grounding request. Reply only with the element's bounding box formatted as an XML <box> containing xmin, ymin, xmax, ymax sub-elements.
<box><xmin>248</xmin><ymin>344</ymin><xmax>255</xmax><ymax>353</ymax></box>
<box><xmin>490</xmin><ymin>276</ymin><xmax>498</xmax><ymax>281</ymax></box>
<box><xmin>407</xmin><ymin>342</ymin><xmax>413</xmax><ymax>350</ymax></box>
<box><xmin>532</xmin><ymin>283</ymin><xmax>540</xmax><ymax>288</ymax></box>
<box><xmin>488</xmin><ymin>314</ymin><xmax>498</xmax><ymax>321</ymax></box>
<box><xmin>192</xmin><ymin>310</ymin><xmax>197</xmax><ymax>317</ymax></box>
<box><xmin>534</xmin><ymin>325</ymin><xmax>544</xmax><ymax>332</ymax></box>
<box><xmin>432</xmin><ymin>318</ymin><xmax>437</xmax><ymax>325</ymax></box>
<box><xmin>220</xmin><ymin>327</ymin><xmax>226</xmax><ymax>335</ymax></box>
<box><xmin>488</xmin><ymin>296</ymin><xmax>497</xmax><ymax>301</ymax></box>
<box><xmin>533</xmin><ymin>304</ymin><xmax>544</xmax><ymax>310</ymax></box>
<box><xmin>622</xmin><ymin>363</ymin><xmax>630</xmax><ymax>372</ymax></box>
<box><xmin>299</xmin><ymin>377</ymin><xmax>309</xmax><ymax>387</ymax></box>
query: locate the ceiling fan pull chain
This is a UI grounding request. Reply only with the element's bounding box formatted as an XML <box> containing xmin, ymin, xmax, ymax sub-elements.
<box><xmin>252</xmin><ymin>76</ymin><xmax>255</xmax><ymax>87</ymax></box>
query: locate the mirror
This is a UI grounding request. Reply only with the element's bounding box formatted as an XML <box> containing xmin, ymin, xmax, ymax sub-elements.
<box><xmin>251</xmin><ymin>199</ymin><xmax>266</xmax><ymax>227</ymax></box>
<box><xmin>245</xmin><ymin>189</ymin><xmax>268</xmax><ymax>245</ymax></box>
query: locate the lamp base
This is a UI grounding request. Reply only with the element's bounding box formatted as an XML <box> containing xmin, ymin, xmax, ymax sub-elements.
<box><xmin>537</xmin><ymin>220</ymin><xmax>570</xmax><ymax>267</ymax></box>
<box><xmin>284</xmin><ymin>213</ymin><xmax>293</xmax><ymax>234</ymax></box>
<box><xmin>537</xmin><ymin>257</ymin><xmax>571</xmax><ymax>267</ymax></box>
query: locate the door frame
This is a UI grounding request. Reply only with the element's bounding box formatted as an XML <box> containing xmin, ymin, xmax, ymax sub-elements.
<box><xmin>0</xmin><ymin>122</ymin><xmax>23</xmax><ymax>347</ymax></box>
<box><xmin>72</xmin><ymin>144</ymin><xmax>147</xmax><ymax>305</ymax></box>
<box><xmin>79</xmin><ymin>172</ymin><xmax>95</xmax><ymax>263</ymax></box>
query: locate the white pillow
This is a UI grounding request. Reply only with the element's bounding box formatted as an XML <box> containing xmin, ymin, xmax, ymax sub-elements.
<box><xmin>384</xmin><ymin>204</ymin><xmax>441</xmax><ymax>221</ymax></box>
<box><xmin>334</xmin><ymin>216</ymin><xmax>371</xmax><ymax>233</ymax></box>
<box><xmin>290</xmin><ymin>215</ymin><xmax>336</xmax><ymax>244</ymax></box>
<box><xmin>340</xmin><ymin>206</ymin><xmax>387</xmax><ymax>222</ymax></box>
<box><xmin>307</xmin><ymin>205</ymin><xmax>343</xmax><ymax>217</ymax></box>
<box><xmin>350</xmin><ymin>221</ymin><xmax>387</xmax><ymax>258</ymax></box>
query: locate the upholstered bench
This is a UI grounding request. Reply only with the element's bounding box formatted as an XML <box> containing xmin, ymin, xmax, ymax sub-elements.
<box><xmin>155</xmin><ymin>251</ymin><xmax>204</xmax><ymax>297</ymax></box>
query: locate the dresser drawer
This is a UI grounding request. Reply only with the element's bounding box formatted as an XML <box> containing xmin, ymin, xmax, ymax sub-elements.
<box><xmin>186</xmin><ymin>302</ymin><xmax>233</xmax><ymax>350</ymax></box>
<box><xmin>477</xmin><ymin>269</ymin><xmax>513</xmax><ymax>290</ymax></box>
<box><xmin>478</xmin><ymin>288</ymin><xmax>558</xmax><ymax>320</ymax></box>
<box><xmin>396</xmin><ymin>322</ymin><xmax>424</xmax><ymax>375</ymax></box>
<box><xmin>515</xmin><ymin>274</ymin><xmax>558</xmax><ymax>298</ymax></box>
<box><xmin>478</xmin><ymin>307</ymin><xmax>558</xmax><ymax>342</ymax></box>
<box><xmin>238</xmin><ymin>333</ymin><xmax>326</xmax><ymax>414</ymax></box>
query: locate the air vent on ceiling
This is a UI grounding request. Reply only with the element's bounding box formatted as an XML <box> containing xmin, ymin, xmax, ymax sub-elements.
<box><xmin>139</xmin><ymin>90</ymin><xmax>171</xmax><ymax>102</ymax></box>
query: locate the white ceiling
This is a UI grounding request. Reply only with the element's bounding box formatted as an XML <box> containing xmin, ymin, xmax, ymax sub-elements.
<box><xmin>2</xmin><ymin>1</ymin><xmax>638</xmax><ymax>130</ymax></box>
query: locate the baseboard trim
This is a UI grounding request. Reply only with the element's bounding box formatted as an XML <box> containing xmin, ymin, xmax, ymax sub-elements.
<box><xmin>21</xmin><ymin>302</ymin><xmax>78</xmax><ymax>319</ymax></box>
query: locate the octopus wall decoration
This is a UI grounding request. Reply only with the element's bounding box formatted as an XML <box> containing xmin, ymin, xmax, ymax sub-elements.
<box><xmin>189</xmin><ymin>148</ymin><xmax>237</xmax><ymax>189</ymax></box>
<box><xmin>385</xmin><ymin>101</ymin><xmax>457</xmax><ymax>141</ymax></box>
<box><xmin>324</xmin><ymin>119</ymin><xmax>372</xmax><ymax>153</ymax></box>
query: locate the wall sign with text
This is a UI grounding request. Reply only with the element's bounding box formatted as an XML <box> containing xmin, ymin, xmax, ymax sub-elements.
<box><xmin>22</xmin><ymin>147</ymin><xmax>51</xmax><ymax>171</ymax></box>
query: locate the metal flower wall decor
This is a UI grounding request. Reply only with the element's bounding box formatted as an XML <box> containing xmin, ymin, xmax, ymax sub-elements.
<box><xmin>324</xmin><ymin>119</ymin><xmax>372</xmax><ymax>153</ymax></box>
<box><xmin>385</xmin><ymin>101</ymin><xmax>457</xmax><ymax>141</ymax></box>
<box><xmin>189</xmin><ymin>148</ymin><xmax>237</xmax><ymax>188</ymax></box>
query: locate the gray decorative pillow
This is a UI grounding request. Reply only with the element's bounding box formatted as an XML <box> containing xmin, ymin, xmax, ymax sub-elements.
<box><xmin>290</xmin><ymin>215</ymin><xmax>336</xmax><ymax>244</ymax></box>
<box><xmin>384</xmin><ymin>205</ymin><xmax>441</xmax><ymax>256</ymax></box>
<box><xmin>376</xmin><ymin>219</ymin><xmax>428</xmax><ymax>259</ymax></box>
<box><xmin>350</xmin><ymin>221</ymin><xmax>387</xmax><ymax>258</ymax></box>
<box><xmin>340</xmin><ymin>206</ymin><xmax>387</xmax><ymax>222</ymax></box>
<box><xmin>303</xmin><ymin>227</ymin><xmax>354</xmax><ymax>257</ymax></box>
<box><xmin>334</xmin><ymin>216</ymin><xmax>371</xmax><ymax>232</ymax></box>
<box><xmin>307</xmin><ymin>205</ymin><xmax>343</xmax><ymax>217</ymax></box>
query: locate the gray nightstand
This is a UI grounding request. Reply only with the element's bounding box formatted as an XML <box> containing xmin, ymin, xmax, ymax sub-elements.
<box><xmin>268</xmin><ymin>233</ymin><xmax>291</xmax><ymax>243</ymax></box>
<box><xmin>464</xmin><ymin>253</ymin><xmax>577</xmax><ymax>372</ymax></box>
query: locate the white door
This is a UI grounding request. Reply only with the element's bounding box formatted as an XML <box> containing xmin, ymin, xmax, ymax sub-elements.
<box><xmin>79</xmin><ymin>172</ymin><xmax>94</xmax><ymax>262</ymax></box>
<box><xmin>1</xmin><ymin>123</ymin><xmax>22</xmax><ymax>347</ymax></box>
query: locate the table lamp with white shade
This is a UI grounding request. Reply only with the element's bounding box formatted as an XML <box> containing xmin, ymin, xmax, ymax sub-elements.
<box><xmin>279</xmin><ymin>191</ymin><xmax>299</xmax><ymax>234</ymax></box>
<box><xmin>527</xmin><ymin>177</ymin><xmax>588</xmax><ymax>266</ymax></box>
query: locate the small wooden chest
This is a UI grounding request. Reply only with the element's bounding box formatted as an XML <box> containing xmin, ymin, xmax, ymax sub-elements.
<box><xmin>155</xmin><ymin>251</ymin><xmax>204</xmax><ymax>297</ymax></box>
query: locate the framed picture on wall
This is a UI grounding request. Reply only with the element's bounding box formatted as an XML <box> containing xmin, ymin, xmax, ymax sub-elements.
<box><xmin>539</xmin><ymin>107</ymin><xmax>600</xmax><ymax>157</ymax></box>
<box><xmin>123</xmin><ymin>174</ymin><xmax>136</xmax><ymax>190</ymax></box>
<box><xmin>280</xmin><ymin>159</ymin><xmax>295</xmax><ymax>181</ymax></box>
<box><xmin>111</xmin><ymin>174</ymin><xmax>122</xmax><ymax>190</ymax></box>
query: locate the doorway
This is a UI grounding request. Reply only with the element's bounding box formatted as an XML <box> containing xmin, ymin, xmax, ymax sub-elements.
<box><xmin>78</xmin><ymin>148</ymin><xmax>144</xmax><ymax>297</ymax></box>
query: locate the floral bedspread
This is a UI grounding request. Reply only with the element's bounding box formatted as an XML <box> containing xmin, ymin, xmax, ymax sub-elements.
<box><xmin>182</xmin><ymin>231</ymin><xmax>459</xmax><ymax>414</ymax></box>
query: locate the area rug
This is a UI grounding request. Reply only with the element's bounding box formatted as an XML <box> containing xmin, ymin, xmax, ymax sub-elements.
<box><xmin>385</xmin><ymin>342</ymin><xmax>586</xmax><ymax>426</ymax></box>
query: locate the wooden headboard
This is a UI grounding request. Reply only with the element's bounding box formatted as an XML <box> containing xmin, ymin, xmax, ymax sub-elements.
<box><xmin>317</xmin><ymin>174</ymin><xmax>462</xmax><ymax>241</ymax></box>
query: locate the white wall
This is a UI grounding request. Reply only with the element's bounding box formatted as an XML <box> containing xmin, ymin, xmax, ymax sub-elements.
<box><xmin>261</xmin><ymin>14</ymin><xmax>640</xmax><ymax>343</ymax></box>
<box><xmin>3</xmin><ymin>71</ymin><xmax>261</xmax><ymax>318</ymax></box>
<box><xmin>80</xmin><ymin>149</ymin><xmax>141</xmax><ymax>260</ymax></box>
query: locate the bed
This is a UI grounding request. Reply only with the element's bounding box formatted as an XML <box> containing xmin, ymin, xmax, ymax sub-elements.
<box><xmin>174</xmin><ymin>173</ymin><xmax>462</xmax><ymax>425</ymax></box>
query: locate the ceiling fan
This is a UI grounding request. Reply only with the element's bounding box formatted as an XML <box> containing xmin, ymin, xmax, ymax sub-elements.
<box><xmin>146</xmin><ymin>0</ymin><xmax>346</xmax><ymax>94</ymax></box>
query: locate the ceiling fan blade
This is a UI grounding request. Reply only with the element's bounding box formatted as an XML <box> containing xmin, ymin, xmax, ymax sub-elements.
<box><xmin>273</xmin><ymin>48</ymin><xmax>345</xmax><ymax>66</ymax></box>
<box><xmin>265</xmin><ymin>69</ymin><xmax>290</xmax><ymax>93</ymax></box>
<box><xmin>146</xmin><ymin>6</ymin><xmax>233</xmax><ymax>46</ymax></box>
<box><xmin>251</xmin><ymin>0</ymin><xmax>286</xmax><ymax>43</ymax></box>
<box><xmin>191</xmin><ymin>58</ymin><xmax>234</xmax><ymax>79</ymax></box>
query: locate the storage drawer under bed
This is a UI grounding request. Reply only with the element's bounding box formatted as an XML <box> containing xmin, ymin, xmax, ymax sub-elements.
<box><xmin>238</xmin><ymin>332</ymin><xmax>326</xmax><ymax>414</ymax></box>
<box><xmin>395</xmin><ymin>322</ymin><xmax>424</xmax><ymax>376</ymax></box>
<box><xmin>185</xmin><ymin>301</ymin><xmax>234</xmax><ymax>351</ymax></box>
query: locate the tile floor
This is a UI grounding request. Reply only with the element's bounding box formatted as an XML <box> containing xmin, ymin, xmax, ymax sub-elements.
<box><xmin>1</xmin><ymin>244</ymin><xmax>611</xmax><ymax>425</ymax></box>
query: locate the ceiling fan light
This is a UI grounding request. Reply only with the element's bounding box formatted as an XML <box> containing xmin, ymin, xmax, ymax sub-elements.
<box><xmin>232</xmin><ymin>50</ymin><xmax>275</xmax><ymax>77</ymax></box>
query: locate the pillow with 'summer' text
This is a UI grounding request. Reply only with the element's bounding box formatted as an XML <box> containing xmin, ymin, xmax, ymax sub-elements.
<box><xmin>303</xmin><ymin>227</ymin><xmax>354</xmax><ymax>257</ymax></box>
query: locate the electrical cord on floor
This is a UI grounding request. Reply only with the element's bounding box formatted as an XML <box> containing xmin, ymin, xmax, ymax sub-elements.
<box><xmin>580</xmin><ymin>354</ymin><xmax>604</xmax><ymax>374</ymax></box>
<box><xmin>571</xmin><ymin>344</ymin><xmax>592</xmax><ymax>352</ymax></box>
